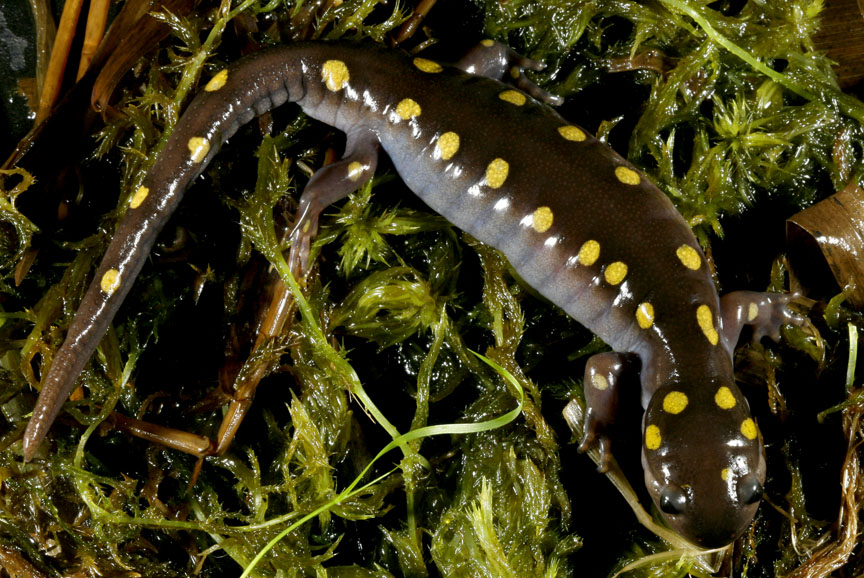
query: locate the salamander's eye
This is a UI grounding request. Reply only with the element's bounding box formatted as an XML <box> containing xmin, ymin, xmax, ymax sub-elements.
<box><xmin>737</xmin><ymin>475</ymin><xmax>763</xmax><ymax>505</ymax></box>
<box><xmin>659</xmin><ymin>486</ymin><xmax>687</xmax><ymax>515</ymax></box>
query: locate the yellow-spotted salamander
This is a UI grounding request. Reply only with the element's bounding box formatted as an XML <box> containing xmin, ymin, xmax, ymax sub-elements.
<box><xmin>22</xmin><ymin>40</ymin><xmax>802</xmax><ymax>547</ymax></box>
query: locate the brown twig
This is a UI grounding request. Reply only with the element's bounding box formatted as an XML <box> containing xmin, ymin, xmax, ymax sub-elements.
<box><xmin>35</xmin><ymin>0</ymin><xmax>85</xmax><ymax>123</ymax></box>
<box><xmin>77</xmin><ymin>0</ymin><xmax>111</xmax><ymax>80</ymax></box>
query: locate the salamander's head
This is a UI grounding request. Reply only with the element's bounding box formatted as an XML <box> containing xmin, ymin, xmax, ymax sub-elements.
<box><xmin>641</xmin><ymin>380</ymin><xmax>766</xmax><ymax>548</ymax></box>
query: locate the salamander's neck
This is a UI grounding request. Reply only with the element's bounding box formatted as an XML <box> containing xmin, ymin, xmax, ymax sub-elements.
<box><xmin>637</xmin><ymin>332</ymin><xmax>735</xmax><ymax>406</ymax></box>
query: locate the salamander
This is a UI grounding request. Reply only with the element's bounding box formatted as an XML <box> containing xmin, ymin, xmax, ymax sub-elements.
<box><xmin>21</xmin><ymin>40</ymin><xmax>802</xmax><ymax>548</ymax></box>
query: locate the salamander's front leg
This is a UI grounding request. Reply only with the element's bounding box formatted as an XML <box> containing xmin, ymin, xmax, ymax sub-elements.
<box><xmin>719</xmin><ymin>291</ymin><xmax>805</xmax><ymax>347</ymax></box>
<box><xmin>578</xmin><ymin>351</ymin><xmax>640</xmax><ymax>472</ymax></box>
<box><xmin>288</xmin><ymin>127</ymin><xmax>379</xmax><ymax>276</ymax></box>
<box><xmin>456</xmin><ymin>40</ymin><xmax>563</xmax><ymax>106</ymax></box>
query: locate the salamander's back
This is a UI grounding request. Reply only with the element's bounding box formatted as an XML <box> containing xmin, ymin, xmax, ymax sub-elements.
<box><xmin>293</xmin><ymin>42</ymin><xmax>721</xmax><ymax>362</ymax></box>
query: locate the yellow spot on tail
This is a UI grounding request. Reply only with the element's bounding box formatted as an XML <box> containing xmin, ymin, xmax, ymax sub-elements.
<box><xmin>436</xmin><ymin>132</ymin><xmax>460</xmax><ymax>160</ymax></box>
<box><xmin>636</xmin><ymin>302</ymin><xmax>654</xmax><ymax>329</ymax></box>
<box><xmin>676</xmin><ymin>244</ymin><xmax>701</xmax><ymax>270</ymax></box>
<box><xmin>130</xmin><ymin>186</ymin><xmax>149</xmax><ymax>209</ymax></box>
<box><xmin>187</xmin><ymin>137</ymin><xmax>210</xmax><ymax>163</ymax></box>
<box><xmin>481</xmin><ymin>39</ymin><xmax>495</xmax><ymax>47</ymax></box>
<box><xmin>485</xmin><ymin>158</ymin><xmax>509</xmax><ymax>189</ymax></box>
<box><xmin>645</xmin><ymin>425</ymin><xmax>662</xmax><ymax>450</ymax></box>
<box><xmin>396</xmin><ymin>98</ymin><xmax>421</xmax><ymax>120</ymax></box>
<box><xmin>721</xmin><ymin>468</ymin><xmax>730</xmax><ymax>481</ymax></box>
<box><xmin>413</xmin><ymin>57</ymin><xmax>442</xmax><ymax>73</ymax></box>
<box><xmin>591</xmin><ymin>373</ymin><xmax>609</xmax><ymax>391</ymax></box>
<box><xmin>577</xmin><ymin>240</ymin><xmax>600</xmax><ymax>266</ymax></box>
<box><xmin>322</xmin><ymin>60</ymin><xmax>349</xmax><ymax>92</ymax></box>
<box><xmin>715</xmin><ymin>386</ymin><xmax>737</xmax><ymax>409</ymax></box>
<box><xmin>741</xmin><ymin>418</ymin><xmax>758</xmax><ymax>440</ymax></box>
<box><xmin>558</xmin><ymin>125</ymin><xmax>586</xmax><ymax>142</ymax></box>
<box><xmin>532</xmin><ymin>206</ymin><xmax>553</xmax><ymax>233</ymax></box>
<box><xmin>663</xmin><ymin>391</ymin><xmax>688</xmax><ymax>414</ymax></box>
<box><xmin>499</xmin><ymin>90</ymin><xmax>527</xmax><ymax>106</ymax></box>
<box><xmin>615</xmin><ymin>166</ymin><xmax>640</xmax><ymax>185</ymax></box>
<box><xmin>604</xmin><ymin>261</ymin><xmax>628</xmax><ymax>285</ymax></box>
<box><xmin>748</xmin><ymin>302</ymin><xmax>759</xmax><ymax>321</ymax></box>
<box><xmin>204</xmin><ymin>69</ymin><xmax>228</xmax><ymax>92</ymax></box>
<box><xmin>347</xmin><ymin>161</ymin><xmax>364</xmax><ymax>182</ymax></box>
<box><xmin>100</xmin><ymin>269</ymin><xmax>121</xmax><ymax>295</ymax></box>
<box><xmin>697</xmin><ymin>304</ymin><xmax>719</xmax><ymax>345</ymax></box>
<box><xmin>510</xmin><ymin>66</ymin><xmax>520</xmax><ymax>79</ymax></box>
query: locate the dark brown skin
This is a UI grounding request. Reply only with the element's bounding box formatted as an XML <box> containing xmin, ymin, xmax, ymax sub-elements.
<box><xmin>23</xmin><ymin>40</ymin><xmax>803</xmax><ymax>547</ymax></box>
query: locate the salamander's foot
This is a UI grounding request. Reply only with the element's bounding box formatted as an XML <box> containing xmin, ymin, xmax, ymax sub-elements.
<box><xmin>578</xmin><ymin>351</ymin><xmax>639</xmax><ymax>473</ymax></box>
<box><xmin>720</xmin><ymin>291</ymin><xmax>807</xmax><ymax>345</ymax></box>
<box><xmin>578</xmin><ymin>421</ymin><xmax>613</xmax><ymax>473</ymax></box>
<box><xmin>455</xmin><ymin>40</ymin><xmax>563</xmax><ymax>106</ymax></box>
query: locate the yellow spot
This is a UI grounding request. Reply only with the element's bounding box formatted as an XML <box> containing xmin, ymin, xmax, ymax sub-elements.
<box><xmin>558</xmin><ymin>125</ymin><xmax>586</xmax><ymax>142</ymax></box>
<box><xmin>347</xmin><ymin>161</ymin><xmax>364</xmax><ymax>182</ymax></box>
<box><xmin>510</xmin><ymin>66</ymin><xmax>520</xmax><ymax>79</ymax></box>
<box><xmin>604</xmin><ymin>261</ymin><xmax>628</xmax><ymax>285</ymax></box>
<box><xmin>100</xmin><ymin>269</ymin><xmax>121</xmax><ymax>295</ymax></box>
<box><xmin>322</xmin><ymin>60</ymin><xmax>350</xmax><ymax>92</ymax></box>
<box><xmin>663</xmin><ymin>391</ymin><xmax>688</xmax><ymax>414</ymax></box>
<box><xmin>697</xmin><ymin>304</ymin><xmax>719</xmax><ymax>345</ymax></box>
<box><xmin>499</xmin><ymin>90</ymin><xmax>527</xmax><ymax>106</ymax></box>
<box><xmin>615</xmin><ymin>166</ymin><xmax>640</xmax><ymax>185</ymax></box>
<box><xmin>577</xmin><ymin>240</ymin><xmax>600</xmax><ymax>266</ymax></box>
<box><xmin>204</xmin><ymin>69</ymin><xmax>228</xmax><ymax>92</ymax></box>
<box><xmin>396</xmin><ymin>98</ymin><xmax>422</xmax><ymax>120</ymax></box>
<box><xmin>130</xmin><ymin>186</ymin><xmax>149</xmax><ymax>209</ymax></box>
<box><xmin>741</xmin><ymin>418</ymin><xmax>758</xmax><ymax>440</ymax></box>
<box><xmin>485</xmin><ymin>158</ymin><xmax>509</xmax><ymax>189</ymax></box>
<box><xmin>715</xmin><ymin>386</ymin><xmax>737</xmax><ymax>409</ymax></box>
<box><xmin>645</xmin><ymin>425</ymin><xmax>662</xmax><ymax>450</ymax></box>
<box><xmin>721</xmin><ymin>468</ymin><xmax>730</xmax><ymax>481</ymax></box>
<box><xmin>748</xmin><ymin>302</ymin><xmax>759</xmax><ymax>322</ymax></box>
<box><xmin>636</xmin><ymin>302</ymin><xmax>654</xmax><ymax>329</ymax></box>
<box><xmin>481</xmin><ymin>39</ymin><xmax>495</xmax><ymax>47</ymax></box>
<box><xmin>436</xmin><ymin>132</ymin><xmax>460</xmax><ymax>160</ymax></box>
<box><xmin>413</xmin><ymin>57</ymin><xmax>442</xmax><ymax>73</ymax></box>
<box><xmin>532</xmin><ymin>206</ymin><xmax>554</xmax><ymax>233</ymax></box>
<box><xmin>591</xmin><ymin>373</ymin><xmax>609</xmax><ymax>391</ymax></box>
<box><xmin>187</xmin><ymin>137</ymin><xmax>210</xmax><ymax>163</ymax></box>
<box><xmin>676</xmin><ymin>244</ymin><xmax>701</xmax><ymax>270</ymax></box>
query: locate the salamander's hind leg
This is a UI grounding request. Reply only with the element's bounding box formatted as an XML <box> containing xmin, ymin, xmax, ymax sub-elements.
<box><xmin>455</xmin><ymin>40</ymin><xmax>563</xmax><ymax>106</ymax></box>
<box><xmin>578</xmin><ymin>351</ymin><xmax>640</xmax><ymax>472</ymax></box>
<box><xmin>719</xmin><ymin>291</ymin><xmax>806</xmax><ymax>347</ymax></box>
<box><xmin>288</xmin><ymin>126</ymin><xmax>379</xmax><ymax>276</ymax></box>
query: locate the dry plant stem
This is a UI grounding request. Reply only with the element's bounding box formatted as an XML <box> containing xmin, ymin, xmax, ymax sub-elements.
<box><xmin>784</xmin><ymin>409</ymin><xmax>863</xmax><ymax>578</ymax></box>
<box><xmin>36</xmin><ymin>0</ymin><xmax>85</xmax><ymax>124</ymax></box>
<box><xmin>112</xmin><ymin>413</ymin><xmax>214</xmax><ymax>457</ymax></box>
<box><xmin>77</xmin><ymin>0</ymin><xmax>111</xmax><ymax>80</ymax></box>
<box><xmin>26</xmin><ymin>0</ymin><xmax>56</xmax><ymax>98</ymax></box>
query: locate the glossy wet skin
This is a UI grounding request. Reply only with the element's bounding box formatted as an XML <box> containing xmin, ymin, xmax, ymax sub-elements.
<box><xmin>20</xmin><ymin>40</ymin><xmax>797</xmax><ymax>547</ymax></box>
<box><xmin>641</xmin><ymin>381</ymin><xmax>766</xmax><ymax>548</ymax></box>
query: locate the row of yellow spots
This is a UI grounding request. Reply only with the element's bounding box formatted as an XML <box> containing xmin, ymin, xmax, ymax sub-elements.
<box><xmin>643</xmin><ymin>387</ymin><xmax>758</xmax><ymax>451</ymax></box>
<box><xmin>315</xmin><ymin>57</ymin><xmax>723</xmax><ymax>348</ymax></box>
<box><xmin>109</xmin><ymin>67</ymin><xmax>233</xmax><ymax>299</ymax></box>
<box><xmin>627</xmin><ymin>244</ymin><xmax>706</xmax><ymax>337</ymax></box>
